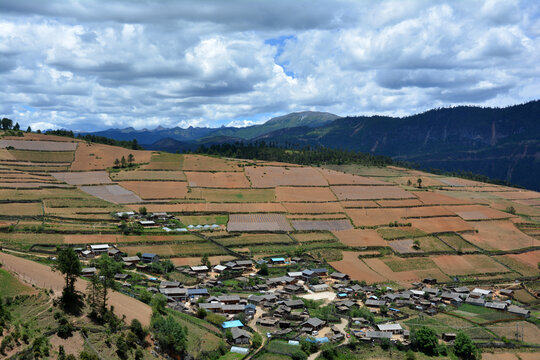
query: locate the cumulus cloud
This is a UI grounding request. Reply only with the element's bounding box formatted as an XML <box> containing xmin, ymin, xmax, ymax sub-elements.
<box><xmin>0</xmin><ymin>0</ymin><xmax>539</xmax><ymax>131</ymax></box>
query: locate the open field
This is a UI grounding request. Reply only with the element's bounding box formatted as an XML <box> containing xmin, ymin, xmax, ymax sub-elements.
<box><xmin>432</xmin><ymin>254</ymin><xmax>510</xmax><ymax>275</ymax></box>
<box><xmin>495</xmin><ymin>253</ymin><xmax>540</xmax><ymax>276</ymax></box>
<box><xmin>140</xmin><ymin>152</ymin><xmax>183</xmax><ymax>170</ymax></box>
<box><xmin>188</xmin><ymin>188</ymin><xmax>275</xmax><ymax>202</ymax></box>
<box><xmin>186</xmin><ymin>171</ymin><xmax>250</xmax><ymax>188</ymax></box>
<box><xmin>282</xmin><ymin>201</ymin><xmax>344</xmax><ymax>214</ymax></box>
<box><xmin>275</xmin><ymin>186</ymin><xmax>337</xmax><ymax>202</ymax></box>
<box><xmin>0</xmin><ymin>182</ymin><xmax>71</xmax><ymax>188</ymax></box>
<box><xmin>80</xmin><ymin>184</ymin><xmax>142</xmax><ymax>204</ymax></box>
<box><xmin>438</xmin><ymin>233</ymin><xmax>479</xmax><ymax>252</ymax></box>
<box><xmin>388</xmin><ymin>239</ymin><xmax>422</xmax><ymax>254</ymax></box>
<box><xmin>111</xmin><ymin>169</ymin><xmax>186</xmax><ymax>181</ymax></box>
<box><xmin>291</xmin><ymin>219</ymin><xmax>353</xmax><ymax>231</ymax></box>
<box><xmin>8</xmin><ymin>149</ymin><xmax>75</xmax><ymax>162</ymax></box>
<box><xmin>329</xmin><ymin>252</ymin><xmax>387</xmax><ymax>283</ymax></box>
<box><xmin>120</xmin><ymin>241</ymin><xmax>226</xmax><ymax>256</ymax></box>
<box><xmin>447</xmin><ymin>204</ymin><xmax>514</xmax><ymax>220</ymax></box>
<box><xmin>383</xmin><ymin>256</ymin><xmax>438</xmax><ymax>272</ymax></box>
<box><xmin>71</xmin><ymin>143</ymin><xmax>151</xmax><ymax>171</ymax></box>
<box><xmin>376</xmin><ymin>198</ymin><xmax>424</xmax><ymax>207</ymax></box>
<box><xmin>129</xmin><ymin>202</ymin><xmax>287</xmax><ymax>213</ymax></box>
<box><xmin>182</xmin><ymin>154</ymin><xmax>240</xmax><ymax>171</ymax></box>
<box><xmin>414</xmin><ymin>236</ymin><xmax>454</xmax><ymax>252</ymax></box>
<box><xmin>332</xmin><ymin>228</ymin><xmax>387</xmax><ymax>247</ymax></box>
<box><xmin>462</xmin><ymin>220</ymin><xmax>540</xmax><ymax>251</ymax></box>
<box><xmin>291</xmin><ymin>231</ymin><xmax>337</xmax><ymax>243</ymax></box>
<box><xmin>246</xmin><ymin>166</ymin><xmax>328</xmax><ymax>187</ymax></box>
<box><xmin>377</xmin><ymin>227</ymin><xmax>427</xmax><ymax>239</ymax></box>
<box><xmin>287</xmin><ymin>213</ymin><xmax>347</xmax><ymax>219</ymax></box>
<box><xmin>51</xmin><ymin>171</ymin><xmax>112</xmax><ymax>185</ymax></box>
<box><xmin>340</xmin><ymin>200</ymin><xmax>380</xmax><ymax>208</ymax></box>
<box><xmin>0</xmin><ymin>139</ymin><xmax>77</xmax><ymax>151</ymax></box>
<box><xmin>119</xmin><ymin>181</ymin><xmax>188</xmax><ymax>199</ymax></box>
<box><xmin>318</xmin><ymin>168</ymin><xmax>387</xmax><ymax>185</ymax></box>
<box><xmin>0</xmin><ymin>202</ymin><xmax>42</xmax><ymax>216</ymax></box>
<box><xmin>170</xmin><ymin>255</ymin><xmax>236</xmax><ymax>266</ymax></box>
<box><xmin>218</xmin><ymin>233</ymin><xmax>293</xmax><ymax>246</ymax></box>
<box><xmin>414</xmin><ymin>191</ymin><xmax>470</xmax><ymax>205</ymax></box>
<box><xmin>227</xmin><ymin>213</ymin><xmax>293</xmax><ymax>231</ymax></box>
<box><xmin>331</xmin><ymin>185</ymin><xmax>414</xmax><ymax>200</ymax></box>
<box><xmin>323</xmin><ymin>164</ymin><xmax>405</xmax><ymax>177</ymax></box>
<box><xmin>168</xmin><ymin>310</ymin><xmax>224</xmax><ymax>357</ymax></box>
<box><xmin>63</xmin><ymin>233</ymin><xmax>201</xmax><ymax>244</ymax></box>
<box><xmin>179</xmin><ymin>215</ymin><xmax>228</xmax><ymax>225</ymax></box>
<box><xmin>0</xmin><ymin>268</ymin><xmax>37</xmax><ymax>296</ymax></box>
<box><xmin>490</xmin><ymin>190</ymin><xmax>540</xmax><ymax>200</ymax></box>
<box><xmin>409</xmin><ymin>216</ymin><xmax>473</xmax><ymax>233</ymax></box>
<box><xmin>392</xmin><ymin>176</ymin><xmax>447</xmax><ymax>187</ymax></box>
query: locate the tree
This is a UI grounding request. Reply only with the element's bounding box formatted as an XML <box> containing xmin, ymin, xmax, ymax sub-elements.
<box><xmin>97</xmin><ymin>254</ymin><xmax>122</xmax><ymax>314</ymax></box>
<box><xmin>251</xmin><ymin>332</ymin><xmax>262</xmax><ymax>349</ymax></box>
<box><xmin>114</xmin><ymin>158</ymin><xmax>120</xmax><ymax>167</ymax></box>
<box><xmin>197</xmin><ymin>307</ymin><xmax>207</xmax><ymax>319</ymax></box>
<box><xmin>411</xmin><ymin>326</ymin><xmax>438</xmax><ymax>355</ymax></box>
<box><xmin>120</xmin><ymin>156</ymin><xmax>126</xmax><ymax>168</ymax></box>
<box><xmin>86</xmin><ymin>275</ymin><xmax>105</xmax><ymax>318</ymax></box>
<box><xmin>26</xmin><ymin>126</ymin><xmax>31</xmax><ymax>133</ymax></box>
<box><xmin>127</xmin><ymin>153</ymin><xmax>135</xmax><ymax>166</ymax></box>
<box><xmin>258</xmin><ymin>263</ymin><xmax>269</xmax><ymax>276</ymax></box>
<box><xmin>116</xmin><ymin>335</ymin><xmax>128</xmax><ymax>359</ymax></box>
<box><xmin>13</xmin><ymin>122</ymin><xmax>20</xmax><ymax>131</ymax></box>
<box><xmin>151</xmin><ymin>294</ymin><xmax>167</xmax><ymax>315</ymax></box>
<box><xmin>417</xmin><ymin>178</ymin><xmax>422</xmax><ymax>188</ymax></box>
<box><xmin>130</xmin><ymin>319</ymin><xmax>146</xmax><ymax>343</ymax></box>
<box><xmin>506</xmin><ymin>206</ymin><xmax>516</xmax><ymax>215</ymax></box>
<box><xmin>1</xmin><ymin>118</ymin><xmax>13</xmax><ymax>130</ymax></box>
<box><xmin>453</xmin><ymin>331</ymin><xmax>478</xmax><ymax>359</ymax></box>
<box><xmin>131</xmin><ymin>139</ymin><xmax>139</xmax><ymax>150</ymax></box>
<box><xmin>151</xmin><ymin>315</ymin><xmax>187</xmax><ymax>355</ymax></box>
<box><xmin>138</xmin><ymin>206</ymin><xmax>147</xmax><ymax>215</ymax></box>
<box><xmin>57</xmin><ymin>248</ymin><xmax>81</xmax><ymax>295</ymax></box>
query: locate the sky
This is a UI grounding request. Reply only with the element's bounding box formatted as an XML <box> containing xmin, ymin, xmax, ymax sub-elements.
<box><xmin>1</xmin><ymin>0</ymin><xmax>539</xmax><ymax>131</ymax></box>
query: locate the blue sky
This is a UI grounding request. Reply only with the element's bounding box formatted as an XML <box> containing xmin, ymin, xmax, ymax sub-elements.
<box><xmin>0</xmin><ymin>0</ymin><xmax>539</xmax><ymax>131</ymax></box>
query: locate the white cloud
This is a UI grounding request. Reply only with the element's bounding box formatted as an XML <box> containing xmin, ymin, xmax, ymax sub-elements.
<box><xmin>0</xmin><ymin>0</ymin><xmax>538</xmax><ymax>131</ymax></box>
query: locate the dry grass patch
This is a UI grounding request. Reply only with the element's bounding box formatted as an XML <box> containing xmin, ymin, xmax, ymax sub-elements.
<box><xmin>323</xmin><ymin>164</ymin><xmax>404</xmax><ymax>177</ymax></box>
<box><xmin>119</xmin><ymin>181</ymin><xmax>188</xmax><ymax>199</ymax></box>
<box><xmin>9</xmin><ymin>150</ymin><xmax>75</xmax><ymax>163</ymax></box>
<box><xmin>330</xmin><ymin>252</ymin><xmax>387</xmax><ymax>283</ymax></box>
<box><xmin>130</xmin><ymin>202</ymin><xmax>286</xmax><ymax>213</ymax></box>
<box><xmin>188</xmin><ymin>188</ymin><xmax>275</xmax><ymax>202</ymax></box>
<box><xmin>340</xmin><ymin>200</ymin><xmax>380</xmax><ymax>208</ymax></box>
<box><xmin>414</xmin><ymin>191</ymin><xmax>470</xmax><ymax>205</ymax></box>
<box><xmin>246</xmin><ymin>166</ymin><xmax>328</xmax><ymax>187</ymax></box>
<box><xmin>318</xmin><ymin>168</ymin><xmax>388</xmax><ymax>185</ymax></box>
<box><xmin>376</xmin><ymin>199</ymin><xmax>423</xmax><ymax>207</ymax></box>
<box><xmin>490</xmin><ymin>190</ymin><xmax>540</xmax><ymax>200</ymax></box>
<box><xmin>121</xmin><ymin>242</ymin><xmax>226</xmax><ymax>256</ymax></box>
<box><xmin>332</xmin><ymin>228</ymin><xmax>387</xmax><ymax>247</ymax></box>
<box><xmin>462</xmin><ymin>220</ymin><xmax>540</xmax><ymax>251</ymax></box>
<box><xmin>186</xmin><ymin>171</ymin><xmax>250</xmax><ymax>188</ymax></box>
<box><xmin>0</xmin><ymin>202</ymin><xmax>42</xmax><ymax>216</ymax></box>
<box><xmin>487</xmin><ymin>321</ymin><xmax>540</xmax><ymax>344</ymax></box>
<box><xmin>447</xmin><ymin>205</ymin><xmax>515</xmax><ymax>220</ymax></box>
<box><xmin>111</xmin><ymin>170</ymin><xmax>186</xmax><ymax>181</ymax></box>
<box><xmin>495</xmin><ymin>254</ymin><xmax>540</xmax><ymax>276</ymax></box>
<box><xmin>275</xmin><ymin>186</ymin><xmax>337</xmax><ymax>202</ymax></box>
<box><xmin>409</xmin><ymin>216</ymin><xmax>473</xmax><ymax>233</ymax></box>
<box><xmin>438</xmin><ymin>233</ymin><xmax>478</xmax><ymax>252</ymax></box>
<box><xmin>332</xmin><ymin>185</ymin><xmax>415</xmax><ymax>200</ymax></box>
<box><xmin>71</xmin><ymin>143</ymin><xmax>151</xmax><ymax>171</ymax></box>
<box><xmin>376</xmin><ymin>226</ymin><xmax>427</xmax><ymax>240</ymax></box>
<box><xmin>182</xmin><ymin>154</ymin><xmax>240</xmax><ymax>171</ymax></box>
<box><xmin>282</xmin><ymin>202</ymin><xmax>344</xmax><ymax>214</ymax></box>
<box><xmin>292</xmin><ymin>232</ymin><xmax>337</xmax><ymax>243</ymax></box>
<box><xmin>363</xmin><ymin>257</ymin><xmax>422</xmax><ymax>284</ymax></box>
<box><xmin>433</xmin><ymin>254</ymin><xmax>510</xmax><ymax>275</ymax></box>
<box><xmin>51</xmin><ymin>171</ymin><xmax>112</xmax><ymax>185</ymax></box>
<box><xmin>0</xmin><ymin>139</ymin><xmax>77</xmax><ymax>151</ymax></box>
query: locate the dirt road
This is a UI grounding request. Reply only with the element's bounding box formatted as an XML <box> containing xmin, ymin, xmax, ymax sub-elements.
<box><xmin>0</xmin><ymin>251</ymin><xmax>152</xmax><ymax>326</ymax></box>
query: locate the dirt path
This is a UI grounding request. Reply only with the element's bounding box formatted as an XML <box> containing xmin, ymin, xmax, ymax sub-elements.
<box><xmin>0</xmin><ymin>251</ymin><xmax>152</xmax><ymax>326</ymax></box>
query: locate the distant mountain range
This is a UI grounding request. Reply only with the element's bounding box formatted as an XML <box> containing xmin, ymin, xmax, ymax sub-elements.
<box><xmin>84</xmin><ymin>102</ymin><xmax>540</xmax><ymax>190</ymax></box>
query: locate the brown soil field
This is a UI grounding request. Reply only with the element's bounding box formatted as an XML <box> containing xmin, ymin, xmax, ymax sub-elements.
<box><xmin>292</xmin><ymin>232</ymin><xmax>337</xmax><ymax>242</ymax></box>
<box><xmin>0</xmin><ymin>251</ymin><xmax>151</xmax><ymax>326</ymax></box>
<box><xmin>80</xmin><ymin>184</ymin><xmax>142</xmax><ymax>204</ymax></box>
<box><xmin>388</xmin><ymin>239</ymin><xmax>422</xmax><ymax>254</ymax></box>
<box><xmin>439</xmin><ymin>177</ymin><xmax>487</xmax><ymax>187</ymax></box>
<box><xmin>462</xmin><ymin>220</ymin><xmax>540</xmax><ymax>251</ymax></box>
<box><xmin>5</xmin><ymin>133</ymin><xmax>82</xmax><ymax>142</ymax></box>
<box><xmin>0</xmin><ymin>202</ymin><xmax>43</xmax><ymax>216</ymax></box>
<box><xmin>332</xmin><ymin>228</ymin><xmax>387</xmax><ymax>247</ymax></box>
<box><xmin>0</xmin><ymin>149</ymin><xmax>16</xmax><ymax>160</ymax></box>
<box><xmin>187</xmin><ymin>188</ymin><xmax>275</xmax><ymax>202</ymax></box>
<box><xmin>432</xmin><ymin>254</ymin><xmax>509</xmax><ymax>275</ymax></box>
<box><xmin>275</xmin><ymin>186</ymin><xmax>337</xmax><ymax>202</ymax></box>
<box><xmin>480</xmin><ymin>353</ymin><xmax>519</xmax><ymax>360</ymax></box>
<box><xmin>318</xmin><ymin>168</ymin><xmax>388</xmax><ymax>185</ymax></box>
<box><xmin>392</xmin><ymin>176</ymin><xmax>446</xmax><ymax>187</ymax></box>
<box><xmin>330</xmin><ymin>252</ymin><xmax>387</xmax><ymax>283</ymax></box>
<box><xmin>282</xmin><ymin>202</ymin><xmax>344</xmax><ymax>214</ymax></box>
<box><xmin>340</xmin><ymin>200</ymin><xmax>380</xmax><ymax>208</ymax></box>
<box><xmin>413</xmin><ymin>191</ymin><xmax>470</xmax><ymax>205</ymax></box>
<box><xmin>182</xmin><ymin>154</ymin><xmax>241</xmax><ymax>171</ymax></box>
<box><xmin>51</xmin><ymin>171</ymin><xmax>112</xmax><ymax>185</ymax></box>
<box><xmin>0</xmin><ymin>139</ymin><xmax>77</xmax><ymax>151</ymax></box>
<box><xmin>111</xmin><ymin>170</ymin><xmax>186</xmax><ymax>181</ymax></box>
<box><xmin>331</xmin><ymin>185</ymin><xmax>414</xmax><ymax>200</ymax></box>
<box><xmin>121</xmin><ymin>242</ymin><xmax>225</xmax><ymax>256</ymax></box>
<box><xmin>170</xmin><ymin>255</ymin><xmax>236</xmax><ymax>266</ymax></box>
<box><xmin>363</xmin><ymin>257</ymin><xmax>421</xmax><ymax>284</ymax></box>
<box><xmin>487</xmin><ymin>321</ymin><xmax>540</xmax><ymax>344</ymax></box>
<box><xmin>402</xmin><ymin>206</ymin><xmax>455</xmax><ymax>218</ymax></box>
<box><xmin>8</xmin><ymin>150</ymin><xmax>75</xmax><ymax>163</ymax></box>
<box><xmin>71</xmin><ymin>143</ymin><xmax>151</xmax><ymax>171</ymax></box>
<box><xmin>495</xmin><ymin>254</ymin><xmax>539</xmax><ymax>276</ymax></box>
<box><xmin>490</xmin><ymin>190</ymin><xmax>540</xmax><ymax>200</ymax></box>
<box><xmin>375</xmin><ymin>199</ymin><xmax>424</xmax><ymax>207</ymax></box>
<box><xmin>287</xmin><ymin>214</ymin><xmax>347</xmax><ymax>219</ymax></box>
<box><xmin>129</xmin><ymin>202</ymin><xmax>286</xmax><ymax>213</ymax></box>
<box><xmin>504</xmin><ymin>250</ymin><xmax>540</xmax><ymax>268</ymax></box>
<box><xmin>515</xmin><ymin>198</ymin><xmax>540</xmax><ymax>206</ymax></box>
<box><xmin>63</xmin><ymin>234</ymin><xmax>200</xmax><ymax>244</ymax></box>
<box><xmin>119</xmin><ymin>181</ymin><xmax>188</xmax><ymax>199</ymax></box>
<box><xmin>518</xmin><ymin>353</ymin><xmax>540</xmax><ymax>360</ymax></box>
<box><xmin>409</xmin><ymin>216</ymin><xmax>473</xmax><ymax>233</ymax></box>
<box><xmin>447</xmin><ymin>205</ymin><xmax>514</xmax><ymax>220</ymax></box>
<box><xmin>246</xmin><ymin>166</ymin><xmax>328</xmax><ymax>187</ymax></box>
<box><xmin>227</xmin><ymin>213</ymin><xmax>293</xmax><ymax>231</ymax></box>
<box><xmin>291</xmin><ymin>219</ymin><xmax>353</xmax><ymax>231</ymax></box>
<box><xmin>346</xmin><ymin>208</ymin><xmax>404</xmax><ymax>227</ymax></box>
<box><xmin>185</xmin><ymin>171</ymin><xmax>250</xmax><ymax>188</ymax></box>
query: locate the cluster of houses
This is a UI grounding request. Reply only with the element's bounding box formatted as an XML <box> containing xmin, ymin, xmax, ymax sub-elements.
<box><xmin>114</xmin><ymin>210</ymin><xmax>223</xmax><ymax>232</ymax></box>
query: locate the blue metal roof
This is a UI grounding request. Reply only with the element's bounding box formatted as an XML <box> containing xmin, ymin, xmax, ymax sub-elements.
<box><xmin>222</xmin><ymin>320</ymin><xmax>244</xmax><ymax>329</ymax></box>
<box><xmin>271</xmin><ymin>257</ymin><xmax>286</xmax><ymax>261</ymax></box>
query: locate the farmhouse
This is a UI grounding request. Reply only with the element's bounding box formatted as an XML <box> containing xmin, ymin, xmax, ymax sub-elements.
<box><xmin>139</xmin><ymin>220</ymin><xmax>156</xmax><ymax>227</ymax></box>
<box><xmin>81</xmin><ymin>267</ymin><xmax>97</xmax><ymax>277</ymax></box>
<box><xmin>310</xmin><ymin>284</ymin><xmax>329</xmax><ymax>292</ymax></box>
<box><xmin>90</xmin><ymin>244</ymin><xmax>109</xmax><ymax>254</ymax></box>
<box><xmin>270</xmin><ymin>257</ymin><xmax>286</xmax><ymax>264</ymax></box>
<box><xmin>302</xmin><ymin>317</ymin><xmax>326</xmax><ymax>331</ymax></box>
<box><xmin>508</xmin><ymin>305</ymin><xmax>530</xmax><ymax>318</ymax></box>
<box><xmin>122</xmin><ymin>255</ymin><xmax>140</xmax><ymax>265</ymax></box>
<box><xmin>141</xmin><ymin>253</ymin><xmax>159</xmax><ymax>263</ymax></box>
<box><xmin>159</xmin><ymin>287</ymin><xmax>188</xmax><ymax>301</ymax></box>
<box><xmin>191</xmin><ymin>265</ymin><xmax>209</xmax><ymax>273</ymax></box>
<box><xmin>213</xmin><ymin>264</ymin><xmax>227</xmax><ymax>273</ymax></box>
<box><xmin>377</xmin><ymin>323</ymin><xmax>403</xmax><ymax>334</ymax></box>
<box><xmin>230</xmin><ymin>327</ymin><xmax>252</xmax><ymax>345</ymax></box>
<box><xmin>485</xmin><ymin>301</ymin><xmax>507</xmax><ymax>311</ymax></box>
<box><xmin>330</xmin><ymin>272</ymin><xmax>349</xmax><ymax>281</ymax></box>
<box><xmin>365</xmin><ymin>331</ymin><xmax>392</xmax><ymax>340</ymax></box>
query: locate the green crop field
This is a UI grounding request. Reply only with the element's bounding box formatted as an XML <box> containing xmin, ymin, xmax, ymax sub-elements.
<box><xmin>0</xmin><ymin>268</ymin><xmax>35</xmax><ymax>296</ymax></box>
<box><xmin>9</xmin><ymin>149</ymin><xmax>75</xmax><ymax>163</ymax></box>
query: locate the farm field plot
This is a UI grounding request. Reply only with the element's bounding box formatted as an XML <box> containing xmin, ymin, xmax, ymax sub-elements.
<box><xmin>80</xmin><ymin>184</ymin><xmax>142</xmax><ymax>204</ymax></box>
<box><xmin>0</xmin><ymin>139</ymin><xmax>77</xmax><ymax>151</ymax></box>
<box><xmin>246</xmin><ymin>166</ymin><xmax>328</xmax><ymax>187</ymax></box>
<box><xmin>170</xmin><ymin>255</ymin><xmax>236</xmax><ymax>266</ymax></box>
<box><xmin>8</xmin><ymin>149</ymin><xmax>75</xmax><ymax>162</ymax></box>
<box><xmin>462</xmin><ymin>220</ymin><xmax>540</xmax><ymax>251</ymax></box>
<box><xmin>401</xmin><ymin>206</ymin><xmax>455</xmax><ymax>218</ymax></box>
<box><xmin>330</xmin><ymin>252</ymin><xmax>387</xmax><ymax>283</ymax></box>
<box><xmin>121</xmin><ymin>241</ymin><xmax>226</xmax><ymax>257</ymax></box>
<box><xmin>179</xmin><ymin>215</ymin><xmax>228</xmax><ymax>225</ymax></box>
<box><xmin>409</xmin><ymin>216</ymin><xmax>473</xmax><ymax>233</ymax></box>
<box><xmin>363</xmin><ymin>257</ymin><xmax>422</xmax><ymax>283</ymax></box>
<box><xmin>515</xmin><ymin>198</ymin><xmax>540</xmax><ymax>206</ymax></box>
<box><xmin>331</xmin><ymin>185</ymin><xmax>414</xmax><ymax>200</ymax></box>
<box><xmin>433</xmin><ymin>254</ymin><xmax>510</xmax><ymax>275</ymax></box>
<box><xmin>0</xmin><ymin>202</ymin><xmax>42</xmax><ymax>216</ymax></box>
<box><xmin>51</xmin><ymin>171</ymin><xmax>111</xmax><ymax>185</ymax></box>
<box><xmin>227</xmin><ymin>213</ymin><xmax>292</xmax><ymax>231</ymax></box>
<box><xmin>0</xmin><ymin>268</ymin><xmax>37</xmax><ymax>296</ymax></box>
<box><xmin>495</xmin><ymin>253</ymin><xmax>540</xmax><ymax>276</ymax></box>
<box><xmin>0</xmin><ymin>161</ymin><xmax>72</xmax><ymax>168</ymax></box>
<box><xmin>332</xmin><ymin>228</ymin><xmax>387</xmax><ymax>247</ymax></box>
<box><xmin>318</xmin><ymin>168</ymin><xmax>388</xmax><ymax>185</ymax></box>
<box><xmin>292</xmin><ymin>232</ymin><xmax>337</xmax><ymax>243</ymax></box>
<box><xmin>140</xmin><ymin>152</ymin><xmax>183</xmax><ymax>170</ymax></box>
<box><xmin>376</xmin><ymin>226</ymin><xmax>427</xmax><ymax>239</ymax></box>
<box><xmin>388</xmin><ymin>239</ymin><xmax>422</xmax><ymax>254</ymax></box>
<box><xmin>275</xmin><ymin>186</ymin><xmax>337</xmax><ymax>202</ymax></box>
<box><xmin>345</xmin><ymin>208</ymin><xmax>403</xmax><ymax>226</ymax></box>
<box><xmin>413</xmin><ymin>236</ymin><xmax>454</xmax><ymax>252</ymax></box>
<box><xmin>0</xmin><ymin>187</ymin><xmax>97</xmax><ymax>202</ymax></box>
<box><xmin>282</xmin><ymin>202</ymin><xmax>344</xmax><ymax>214</ymax></box>
<box><xmin>2</xmin><ymin>132</ymin><xmax>81</xmax><ymax>142</ymax></box>
<box><xmin>451</xmin><ymin>304</ymin><xmax>519</xmax><ymax>324</ymax></box>
<box><xmin>0</xmin><ymin>149</ymin><xmax>15</xmax><ymax>160</ymax></box>
<box><xmin>383</xmin><ymin>256</ymin><xmax>438</xmax><ymax>272</ymax></box>
<box><xmin>414</xmin><ymin>191</ymin><xmax>470</xmax><ymax>205</ymax></box>
<box><xmin>392</xmin><ymin>176</ymin><xmax>447</xmax><ymax>187</ymax></box>
<box><xmin>187</xmin><ymin>188</ymin><xmax>274</xmax><ymax>202</ymax></box>
<box><xmin>438</xmin><ymin>233</ymin><xmax>478</xmax><ymax>252</ymax></box>
<box><xmin>186</xmin><ymin>171</ymin><xmax>250</xmax><ymax>188</ymax></box>
<box><xmin>439</xmin><ymin>177</ymin><xmax>485</xmax><ymax>187</ymax></box>
<box><xmin>63</xmin><ymin>233</ymin><xmax>201</xmax><ymax>244</ymax></box>
<box><xmin>8</xmin><ymin>164</ymin><xmax>70</xmax><ymax>172</ymax></box>
<box><xmin>119</xmin><ymin>181</ymin><xmax>188</xmax><ymax>199</ymax></box>
<box><xmin>291</xmin><ymin>219</ymin><xmax>353</xmax><ymax>231</ymax></box>
<box><xmin>218</xmin><ymin>233</ymin><xmax>293</xmax><ymax>246</ymax></box>
<box><xmin>130</xmin><ymin>202</ymin><xmax>286</xmax><ymax>213</ymax></box>
<box><xmin>404</xmin><ymin>313</ymin><xmax>494</xmax><ymax>340</ymax></box>
<box><xmin>182</xmin><ymin>154</ymin><xmax>240</xmax><ymax>171</ymax></box>
<box><xmin>0</xmin><ymin>182</ymin><xmax>71</xmax><ymax>189</ymax></box>
<box><xmin>375</xmin><ymin>199</ymin><xmax>424</xmax><ymax>207</ymax></box>
<box><xmin>340</xmin><ymin>200</ymin><xmax>379</xmax><ymax>208</ymax></box>
<box><xmin>490</xmin><ymin>190</ymin><xmax>540</xmax><ymax>200</ymax></box>
<box><xmin>447</xmin><ymin>205</ymin><xmax>514</xmax><ymax>220</ymax></box>
<box><xmin>0</xmin><ymin>233</ymin><xmax>63</xmax><ymax>248</ymax></box>
<box><xmin>286</xmin><ymin>214</ymin><xmax>347</xmax><ymax>219</ymax></box>
<box><xmin>323</xmin><ymin>164</ymin><xmax>405</xmax><ymax>177</ymax></box>
<box><xmin>111</xmin><ymin>170</ymin><xmax>186</xmax><ymax>181</ymax></box>
<box><xmin>71</xmin><ymin>143</ymin><xmax>151</xmax><ymax>171</ymax></box>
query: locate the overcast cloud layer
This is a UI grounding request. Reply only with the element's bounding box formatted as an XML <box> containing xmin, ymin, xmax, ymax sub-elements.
<box><xmin>1</xmin><ymin>0</ymin><xmax>539</xmax><ymax>131</ymax></box>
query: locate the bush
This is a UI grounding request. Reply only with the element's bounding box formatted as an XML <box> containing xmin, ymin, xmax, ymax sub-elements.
<box><xmin>406</xmin><ymin>349</ymin><xmax>416</xmax><ymax>360</ymax></box>
<box><xmin>411</xmin><ymin>326</ymin><xmax>438</xmax><ymax>356</ymax></box>
<box><xmin>453</xmin><ymin>331</ymin><xmax>479</xmax><ymax>359</ymax></box>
